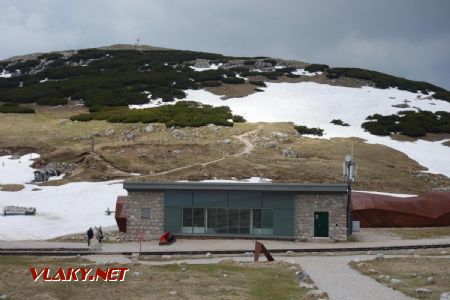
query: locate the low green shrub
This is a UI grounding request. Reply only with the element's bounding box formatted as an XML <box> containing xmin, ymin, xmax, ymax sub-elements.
<box><xmin>259</xmin><ymin>71</ymin><xmax>283</xmax><ymax>80</ymax></box>
<box><xmin>294</xmin><ymin>125</ymin><xmax>324</xmax><ymax>136</ymax></box>
<box><xmin>38</xmin><ymin>53</ymin><xmax>63</xmax><ymax>60</ymax></box>
<box><xmin>330</xmin><ymin>119</ymin><xmax>350</xmax><ymax>126</ymax></box>
<box><xmin>433</xmin><ymin>90</ymin><xmax>450</xmax><ymax>102</ymax></box>
<box><xmin>305</xmin><ymin>64</ymin><xmax>329</xmax><ymax>73</ymax></box>
<box><xmin>201</xmin><ymin>81</ymin><xmax>222</xmax><ymax>87</ymax></box>
<box><xmin>221</xmin><ymin>77</ymin><xmax>245</xmax><ymax>84</ymax></box>
<box><xmin>249</xmin><ymin>80</ymin><xmax>266</xmax><ymax>87</ymax></box>
<box><xmin>276</xmin><ymin>67</ymin><xmax>297</xmax><ymax>74</ymax></box>
<box><xmin>71</xmin><ymin>101</ymin><xmax>235</xmax><ymax>127</ymax></box>
<box><xmin>325</xmin><ymin>67</ymin><xmax>450</xmax><ymax>102</ymax></box>
<box><xmin>286</xmin><ymin>74</ymin><xmax>300</xmax><ymax>78</ymax></box>
<box><xmin>0</xmin><ymin>103</ymin><xmax>35</xmax><ymax>113</ymax></box>
<box><xmin>362</xmin><ymin>110</ymin><xmax>450</xmax><ymax>137</ymax></box>
<box><xmin>6</xmin><ymin>59</ymin><xmax>40</xmax><ymax>73</ymax></box>
<box><xmin>192</xmin><ymin>70</ymin><xmax>224</xmax><ymax>82</ymax></box>
<box><xmin>232</xmin><ymin>115</ymin><xmax>246</xmax><ymax>122</ymax></box>
<box><xmin>263</xmin><ymin>59</ymin><xmax>277</xmax><ymax>65</ymax></box>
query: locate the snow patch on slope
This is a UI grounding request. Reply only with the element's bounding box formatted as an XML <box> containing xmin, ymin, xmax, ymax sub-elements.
<box><xmin>0</xmin><ymin>69</ymin><xmax>12</xmax><ymax>78</ymax></box>
<box><xmin>0</xmin><ymin>154</ymin><xmax>40</xmax><ymax>184</ymax></box>
<box><xmin>0</xmin><ymin>181</ymin><xmax>125</xmax><ymax>240</ymax></box>
<box><xmin>292</xmin><ymin>69</ymin><xmax>322</xmax><ymax>76</ymax></box>
<box><xmin>178</xmin><ymin>82</ymin><xmax>450</xmax><ymax>176</ymax></box>
<box><xmin>189</xmin><ymin>63</ymin><xmax>222</xmax><ymax>72</ymax></box>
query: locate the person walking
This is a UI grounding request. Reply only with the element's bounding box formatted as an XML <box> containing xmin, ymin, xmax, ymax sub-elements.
<box><xmin>98</xmin><ymin>226</ymin><xmax>104</xmax><ymax>244</ymax></box>
<box><xmin>87</xmin><ymin>227</ymin><xmax>94</xmax><ymax>247</ymax></box>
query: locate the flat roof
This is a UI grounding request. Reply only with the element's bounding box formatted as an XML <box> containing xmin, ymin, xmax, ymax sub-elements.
<box><xmin>123</xmin><ymin>182</ymin><xmax>348</xmax><ymax>193</ymax></box>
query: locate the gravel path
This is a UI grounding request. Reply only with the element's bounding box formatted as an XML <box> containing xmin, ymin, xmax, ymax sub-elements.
<box><xmin>85</xmin><ymin>254</ymin><xmax>415</xmax><ymax>300</ymax></box>
<box><xmin>293</xmin><ymin>256</ymin><xmax>413</xmax><ymax>300</ymax></box>
<box><xmin>147</xmin><ymin>125</ymin><xmax>261</xmax><ymax>176</ymax></box>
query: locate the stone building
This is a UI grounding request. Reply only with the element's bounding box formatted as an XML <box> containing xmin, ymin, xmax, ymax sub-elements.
<box><xmin>121</xmin><ymin>182</ymin><xmax>349</xmax><ymax>241</ymax></box>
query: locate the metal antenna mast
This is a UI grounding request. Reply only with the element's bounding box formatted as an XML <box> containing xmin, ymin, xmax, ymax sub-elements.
<box><xmin>343</xmin><ymin>151</ymin><xmax>357</xmax><ymax>235</ymax></box>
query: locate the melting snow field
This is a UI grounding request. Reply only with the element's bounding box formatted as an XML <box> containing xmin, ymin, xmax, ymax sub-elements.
<box><xmin>175</xmin><ymin>82</ymin><xmax>449</xmax><ymax>177</ymax></box>
<box><xmin>0</xmin><ymin>153</ymin><xmax>40</xmax><ymax>184</ymax></box>
<box><xmin>0</xmin><ymin>181</ymin><xmax>126</xmax><ymax>240</ymax></box>
<box><xmin>0</xmin><ymin>155</ymin><xmax>126</xmax><ymax>240</ymax></box>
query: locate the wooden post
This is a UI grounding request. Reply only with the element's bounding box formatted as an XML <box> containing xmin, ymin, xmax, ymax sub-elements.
<box><xmin>90</xmin><ymin>136</ymin><xmax>95</xmax><ymax>152</ymax></box>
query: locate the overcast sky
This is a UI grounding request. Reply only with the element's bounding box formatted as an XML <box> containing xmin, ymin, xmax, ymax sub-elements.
<box><xmin>1</xmin><ymin>0</ymin><xmax>449</xmax><ymax>89</ymax></box>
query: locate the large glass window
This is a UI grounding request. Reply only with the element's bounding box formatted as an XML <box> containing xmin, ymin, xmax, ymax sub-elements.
<box><xmin>216</xmin><ymin>208</ymin><xmax>228</xmax><ymax>233</ymax></box>
<box><xmin>193</xmin><ymin>208</ymin><xmax>205</xmax><ymax>233</ymax></box>
<box><xmin>253</xmin><ymin>209</ymin><xmax>262</xmax><ymax>229</ymax></box>
<box><xmin>182</xmin><ymin>207</ymin><xmax>193</xmax><ymax>233</ymax></box>
<box><xmin>181</xmin><ymin>207</ymin><xmax>274</xmax><ymax>235</ymax></box>
<box><xmin>252</xmin><ymin>209</ymin><xmax>274</xmax><ymax>235</ymax></box>
<box><xmin>207</xmin><ymin>208</ymin><xmax>217</xmax><ymax>234</ymax></box>
<box><xmin>228</xmin><ymin>209</ymin><xmax>239</xmax><ymax>234</ymax></box>
<box><xmin>240</xmin><ymin>209</ymin><xmax>250</xmax><ymax>234</ymax></box>
<box><xmin>262</xmin><ymin>209</ymin><xmax>274</xmax><ymax>235</ymax></box>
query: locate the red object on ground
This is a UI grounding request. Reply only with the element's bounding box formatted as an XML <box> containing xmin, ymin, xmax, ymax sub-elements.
<box><xmin>159</xmin><ymin>232</ymin><xmax>175</xmax><ymax>245</ymax></box>
<box><xmin>115</xmin><ymin>196</ymin><xmax>128</xmax><ymax>233</ymax></box>
<box><xmin>352</xmin><ymin>191</ymin><xmax>450</xmax><ymax>227</ymax></box>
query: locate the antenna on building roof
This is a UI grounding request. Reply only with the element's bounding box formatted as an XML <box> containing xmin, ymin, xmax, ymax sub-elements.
<box><xmin>343</xmin><ymin>153</ymin><xmax>357</xmax><ymax>236</ymax></box>
<box><xmin>343</xmin><ymin>154</ymin><xmax>356</xmax><ymax>183</ymax></box>
<box><xmin>258</xmin><ymin>176</ymin><xmax>267</xmax><ymax>183</ymax></box>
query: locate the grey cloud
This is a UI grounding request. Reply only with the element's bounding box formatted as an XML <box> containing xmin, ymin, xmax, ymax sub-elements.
<box><xmin>0</xmin><ymin>0</ymin><xmax>449</xmax><ymax>88</ymax></box>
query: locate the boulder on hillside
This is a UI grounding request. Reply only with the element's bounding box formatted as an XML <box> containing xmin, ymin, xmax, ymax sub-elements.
<box><xmin>282</xmin><ymin>148</ymin><xmax>299</xmax><ymax>158</ymax></box>
<box><xmin>193</xmin><ymin>59</ymin><xmax>210</xmax><ymax>68</ymax></box>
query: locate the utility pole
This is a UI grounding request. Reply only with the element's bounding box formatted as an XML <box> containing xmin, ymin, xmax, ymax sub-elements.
<box><xmin>90</xmin><ymin>136</ymin><xmax>95</xmax><ymax>152</ymax></box>
<box><xmin>343</xmin><ymin>154</ymin><xmax>357</xmax><ymax>235</ymax></box>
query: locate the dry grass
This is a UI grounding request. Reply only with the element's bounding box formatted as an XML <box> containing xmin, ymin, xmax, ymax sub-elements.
<box><xmin>0</xmin><ymin>184</ymin><xmax>25</xmax><ymax>192</ymax></box>
<box><xmin>350</xmin><ymin>257</ymin><xmax>450</xmax><ymax>300</ymax></box>
<box><xmin>205</xmin><ymin>83</ymin><xmax>260</xmax><ymax>99</ymax></box>
<box><xmin>1</xmin><ymin>107</ymin><xmax>449</xmax><ymax>193</ymax></box>
<box><xmin>0</xmin><ymin>256</ymin><xmax>306</xmax><ymax>300</ymax></box>
<box><xmin>387</xmin><ymin>227</ymin><xmax>450</xmax><ymax>240</ymax></box>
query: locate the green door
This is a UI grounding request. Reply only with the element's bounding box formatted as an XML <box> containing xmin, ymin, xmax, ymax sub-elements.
<box><xmin>314</xmin><ymin>212</ymin><xmax>329</xmax><ymax>237</ymax></box>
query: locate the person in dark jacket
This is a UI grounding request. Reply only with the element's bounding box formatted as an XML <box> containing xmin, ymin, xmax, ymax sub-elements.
<box><xmin>98</xmin><ymin>226</ymin><xmax>104</xmax><ymax>244</ymax></box>
<box><xmin>87</xmin><ymin>227</ymin><xmax>94</xmax><ymax>246</ymax></box>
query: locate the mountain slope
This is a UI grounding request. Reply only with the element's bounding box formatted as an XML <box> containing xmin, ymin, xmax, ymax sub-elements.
<box><xmin>0</xmin><ymin>45</ymin><xmax>449</xmax><ymax>186</ymax></box>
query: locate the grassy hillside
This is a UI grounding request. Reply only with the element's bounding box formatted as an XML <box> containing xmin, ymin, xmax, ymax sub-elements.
<box><xmin>0</xmin><ymin>105</ymin><xmax>448</xmax><ymax>193</ymax></box>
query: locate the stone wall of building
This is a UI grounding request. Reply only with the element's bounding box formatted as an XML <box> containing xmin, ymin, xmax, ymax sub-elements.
<box><xmin>125</xmin><ymin>191</ymin><xmax>164</xmax><ymax>241</ymax></box>
<box><xmin>294</xmin><ymin>193</ymin><xmax>348</xmax><ymax>241</ymax></box>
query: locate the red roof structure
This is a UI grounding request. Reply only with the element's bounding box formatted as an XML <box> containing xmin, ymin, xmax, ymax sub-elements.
<box><xmin>115</xmin><ymin>196</ymin><xmax>127</xmax><ymax>233</ymax></box>
<box><xmin>352</xmin><ymin>192</ymin><xmax>450</xmax><ymax>227</ymax></box>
